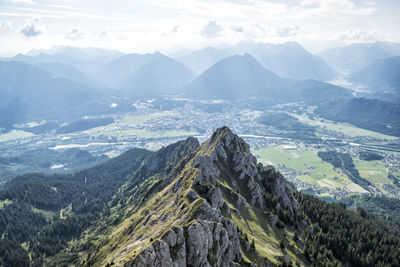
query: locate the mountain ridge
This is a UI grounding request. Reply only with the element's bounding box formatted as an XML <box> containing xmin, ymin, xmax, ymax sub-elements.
<box><xmin>85</xmin><ymin>126</ymin><xmax>301</xmax><ymax>266</ymax></box>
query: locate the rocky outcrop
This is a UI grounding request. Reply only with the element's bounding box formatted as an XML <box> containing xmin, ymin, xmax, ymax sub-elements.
<box><xmin>204</xmin><ymin>126</ymin><xmax>299</xmax><ymax>215</ymax></box>
<box><xmin>126</xmin><ymin>213</ymin><xmax>242</xmax><ymax>267</ymax></box>
<box><xmin>119</xmin><ymin>127</ymin><xmax>299</xmax><ymax>266</ymax></box>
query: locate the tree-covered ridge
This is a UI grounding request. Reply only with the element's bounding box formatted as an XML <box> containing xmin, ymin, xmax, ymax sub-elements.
<box><xmin>0</xmin><ymin>148</ymin><xmax>152</xmax><ymax>266</ymax></box>
<box><xmin>341</xmin><ymin>194</ymin><xmax>400</xmax><ymax>232</ymax></box>
<box><xmin>298</xmin><ymin>193</ymin><xmax>400</xmax><ymax>267</ymax></box>
<box><xmin>257</xmin><ymin>111</ymin><xmax>318</xmax><ymax>140</ymax></box>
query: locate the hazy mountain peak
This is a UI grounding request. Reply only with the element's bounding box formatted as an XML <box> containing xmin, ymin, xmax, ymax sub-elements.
<box><xmin>174</xmin><ymin>46</ymin><xmax>232</xmax><ymax>74</ymax></box>
<box><xmin>319</xmin><ymin>41</ymin><xmax>400</xmax><ymax>72</ymax></box>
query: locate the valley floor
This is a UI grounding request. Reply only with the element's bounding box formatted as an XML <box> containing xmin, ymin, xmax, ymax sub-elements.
<box><xmin>1</xmin><ymin>97</ymin><xmax>399</xmax><ymax>199</ymax></box>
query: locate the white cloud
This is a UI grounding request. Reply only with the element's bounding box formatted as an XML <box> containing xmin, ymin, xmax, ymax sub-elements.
<box><xmin>65</xmin><ymin>28</ymin><xmax>86</xmax><ymax>40</ymax></box>
<box><xmin>293</xmin><ymin>0</ymin><xmax>377</xmax><ymax>19</ymax></box>
<box><xmin>9</xmin><ymin>0</ymin><xmax>35</xmax><ymax>4</ymax></box>
<box><xmin>172</xmin><ymin>25</ymin><xmax>179</xmax><ymax>34</ymax></box>
<box><xmin>231</xmin><ymin>26</ymin><xmax>244</xmax><ymax>33</ymax></box>
<box><xmin>276</xmin><ymin>25</ymin><xmax>299</xmax><ymax>37</ymax></box>
<box><xmin>94</xmin><ymin>29</ymin><xmax>108</xmax><ymax>40</ymax></box>
<box><xmin>201</xmin><ymin>20</ymin><xmax>223</xmax><ymax>38</ymax></box>
<box><xmin>0</xmin><ymin>21</ymin><xmax>12</xmax><ymax>30</ymax></box>
<box><xmin>20</xmin><ymin>16</ymin><xmax>43</xmax><ymax>37</ymax></box>
<box><xmin>338</xmin><ymin>29</ymin><xmax>383</xmax><ymax>42</ymax></box>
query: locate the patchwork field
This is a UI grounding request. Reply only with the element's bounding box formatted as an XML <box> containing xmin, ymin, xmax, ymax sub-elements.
<box><xmin>253</xmin><ymin>145</ymin><xmax>351</xmax><ymax>188</ymax></box>
<box><xmin>253</xmin><ymin>145</ymin><xmax>392</xmax><ymax>194</ymax></box>
<box><xmin>354</xmin><ymin>160</ymin><xmax>390</xmax><ymax>185</ymax></box>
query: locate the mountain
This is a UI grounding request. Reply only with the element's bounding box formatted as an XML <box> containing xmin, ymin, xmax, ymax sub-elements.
<box><xmin>184</xmin><ymin>54</ymin><xmax>351</xmax><ymax>103</ymax></box>
<box><xmin>84</xmin><ymin>127</ymin><xmax>301</xmax><ymax>266</ymax></box>
<box><xmin>121</xmin><ymin>53</ymin><xmax>195</xmax><ymax>97</ymax></box>
<box><xmin>3</xmin><ymin>46</ymin><xmax>123</xmax><ymax>76</ymax></box>
<box><xmin>27</xmin><ymin>45</ymin><xmax>123</xmax><ymax>62</ymax></box>
<box><xmin>184</xmin><ymin>54</ymin><xmax>286</xmax><ymax>99</ymax></box>
<box><xmin>98</xmin><ymin>53</ymin><xmax>161</xmax><ymax>87</ymax></box>
<box><xmin>1</xmin><ymin>127</ymin><xmax>400</xmax><ymax>266</ymax></box>
<box><xmin>0</xmin><ymin>61</ymin><xmax>105</xmax><ymax>129</ymax></box>
<box><xmin>319</xmin><ymin>41</ymin><xmax>400</xmax><ymax>72</ymax></box>
<box><xmin>315</xmin><ymin>97</ymin><xmax>400</xmax><ymax>136</ymax></box>
<box><xmin>350</xmin><ymin>56</ymin><xmax>400</xmax><ymax>101</ymax></box>
<box><xmin>35</xmin><ymin>62</ymin><xmax>94</xmax><ymax>85</ymax></box>
<box><xmin>174</xmin><ymin>47</ymin><xmax>232</xmax><ymax>74</ymax></box>
<box><xmin>228</xmin><ymin>41</ymin><xmax>337</xmax><ymax>81</ymax></box>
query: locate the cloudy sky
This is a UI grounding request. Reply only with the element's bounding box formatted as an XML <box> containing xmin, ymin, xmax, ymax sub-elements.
<box><xmin>0</xmin><ymin>0</ymin><xmax>399</xmax><ymax>56</ymax></box>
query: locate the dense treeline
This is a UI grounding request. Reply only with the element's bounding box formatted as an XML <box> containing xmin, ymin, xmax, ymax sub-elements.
<box><xmin>359</xmin><ymin>151</ymin><xmax>383</xmax><ymax>161</ymax></box>
<box><xmin>0</xmin><ymin>148</ymin><xmax>107</xmax><ymax>183</ymax></box>
<box><xmin>297</xmin><ymin>193</ymin><xmax>400</xmax><ymax>266</ymax></box>
<box><xmin>342</xmin><ymin>194</ymin><xmax>400</xmax><ymax>232</ymax></box>
<box><xmin>0</xmin><ymin>148</ymin><xmax>152</xmax><ymax>266</ymax></box>
<box><xmin>315</xmin><ymin>97</ymin><xmax>400</xmax><ymax>137</ymax></box>
<box><xmin>257</xmin><ymin>112</ymin><xmax>318</xmax><ymax>140</ymax></box>
<box><xmin>55</xmin><ymin>117</ymin><xmax>114</xmax><ymax>134</ymax></box>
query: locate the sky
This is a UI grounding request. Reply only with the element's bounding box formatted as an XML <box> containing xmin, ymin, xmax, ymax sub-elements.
<box><xmin>0</xmin><ymin>0</ymin><xmax>399</xmax><ymax>56</ymax></box>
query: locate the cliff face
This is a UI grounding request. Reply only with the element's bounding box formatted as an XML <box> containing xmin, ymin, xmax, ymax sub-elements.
<box><xmin>86</xmin><ymin>127</ymin><xmax>301</xmax><ymax>266</ymax></box>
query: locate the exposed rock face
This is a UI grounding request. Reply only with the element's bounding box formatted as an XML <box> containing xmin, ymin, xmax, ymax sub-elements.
<box><xmin>104</xmin><ymin>127</ymin><xmax>299</xmax><ymax>266</ymax></box>
<box><xmin>202</xmin><ymin>126</ymin><xmax>299</xmax><ymax>215</ymax></box>
<box><xmin>126</xmin><ymin>211</ymin><xmax>242</xmax><ymax>267</ymax></box>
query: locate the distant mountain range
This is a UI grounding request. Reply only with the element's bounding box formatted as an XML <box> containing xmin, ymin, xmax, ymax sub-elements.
<box><xmin>0</xmin><ymin>61</ymin><xmax>108</xmax><ymax>129</ymax></box>
<box><xmin>174</xmin><ymin>41</ymin><xmax>337</xmax><ymax>81</ymax></box>
<box><xmin>319</xmin><ymin>41</ymin><xmax>400</xmax><ymax>72</ymax></box>
<box><xmin>121</xmin><ymin>53</ymin><xmax>195</xmax><ymax>97</ymax></box>
<box><xmin>184</xmin><ymin>54</ymin><xmax>350</xmax><ymax>103</ymax></box>
<box><xmin>231</xmin><ymin>41</ymin><xmax>337</xmax><ymax>81</ymax></box>
<box><xmin>1</xmin><ymin>43</ymin><xmax>399</xmax><ymax>136</ymax></box>
<box><xmin>350</xmin><ymin>56</ymin><xmax>400</xmax><ymax>96</ymax></box>
<box><xmin>98</xmin><ymin>52</ymin><xmax>196</xmax><ymax>95</ymax></box>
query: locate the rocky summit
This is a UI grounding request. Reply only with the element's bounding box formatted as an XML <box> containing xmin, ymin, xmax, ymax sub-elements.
<box><xmin>84</xmin><ymin>127</ymin><xmax>302</xmax><ymax>266</ymax></box>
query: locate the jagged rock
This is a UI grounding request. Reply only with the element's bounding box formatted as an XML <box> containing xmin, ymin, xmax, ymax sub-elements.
<box><xmin>269</xmin><ymin>213</ymin><xmax>279</xmax><ymax>227</ymax></box>
<box><xmin>180</xmin><ymin>137</ymin><xmax>200</xmax><ymax>156</ymax></box>
<box><xmin>209</xmin><ymin>187</ymin><xmax>223</xmax><ymax>209</ymax></box>
<box><xmin>236</xmin><ymin>195</ymin><xmax>248</xmax><ymax>210</ymax></box>
<box><xmin>186</xmin><ymin>189</ymin><xmax>198</xmax><ymax>201</ymax></box>
<box><xmin>197</xmin><ymin>200</ymin><xmax>221</xmax><ymax>222</ymax></box>
<box><xmin>127</xmin><ymin>219</ymin><xmax>242</xmax><ymax>267</ymax></box>
<box><xmin>274</xmin><ymin>174</ymin><xmax>299</xmax><ymax>214</ymax></box>
<box><xmin>107</xmin><ymin>127</ymin><xmax>302</xmax><ymax>267</ymax></box>
<box><xmin>250</xmin><ymin>183</ymin><xmax>264</xmax><ymax>209</ymax></box>
<box><xmin>186</xmin><ymin>222</ymin><xmax>210</xmax><ymax>266</ymax></box>
<box><xmin>221</xmin><ymin>202</ymin><xmax>231</xmax><ymax>215</ymax></box>
<box><xmin>214</xmin><ymin>141</ymin><xmax>228</xmax><ymax>162</ymax></box>
<box><xmin>192</xmin><ymin>156</ymin><xmax>220</xmax><ymax>186</ymax></box>
<box><xmin>125</xmin><ymin>239</ymin><xmax>173</xmax><ymax>267</ymax></box>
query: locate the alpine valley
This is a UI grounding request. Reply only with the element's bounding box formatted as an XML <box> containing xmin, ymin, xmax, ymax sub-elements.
<box><xmin>1</xmin><ymin>40</ymin><xmax>400</xmax><ymax>267</ymax></box>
